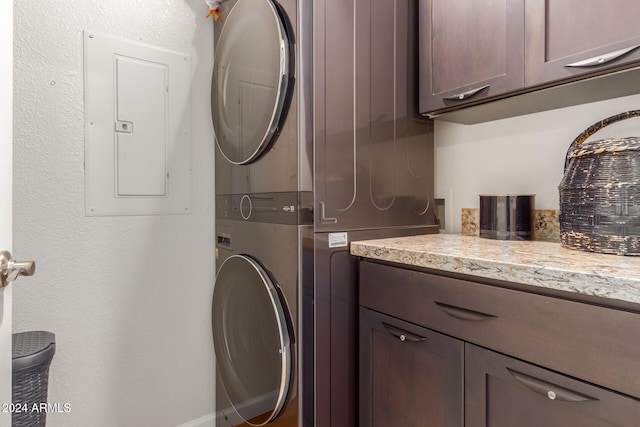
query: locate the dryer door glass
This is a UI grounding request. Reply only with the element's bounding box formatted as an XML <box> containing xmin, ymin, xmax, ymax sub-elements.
<box><xmin>212</xmin><ymin>255</ymin><xmax>292</xmax><ymax>426</ymax></box>
<box><xmin>211</xmin><ymin>0</ymin><xmax>292</xmax><ymax>165</ymax></box>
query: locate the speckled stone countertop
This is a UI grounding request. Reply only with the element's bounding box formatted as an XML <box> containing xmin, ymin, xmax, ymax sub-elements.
<box><xmin>350</xmin><ymin>234</ymin><xmax>640</xmax><ymax>306</ymax></box>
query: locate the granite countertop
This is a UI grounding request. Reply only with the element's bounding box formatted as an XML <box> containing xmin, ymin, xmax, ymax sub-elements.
<box><xmin>350</xmin><ymin>234</ymin><xmax>640</xmax><ymax>306</ymax></box>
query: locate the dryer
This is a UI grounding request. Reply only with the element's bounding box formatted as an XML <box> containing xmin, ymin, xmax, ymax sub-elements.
<box><xmin>211</xmin><ymin>0</ymin><xmax>312</xmax><ymax>196</ymax></box>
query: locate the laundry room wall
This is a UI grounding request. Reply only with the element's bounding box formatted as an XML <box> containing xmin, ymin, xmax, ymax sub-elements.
<box><xmin>12</xmin><ymin>1</ymin><xmax>216</xmax><ymax>426</ymax></box>
<box><xmin>434</xmin><ymin>93</ymin><xmax>640</xmax><ymax>233</ymax></box>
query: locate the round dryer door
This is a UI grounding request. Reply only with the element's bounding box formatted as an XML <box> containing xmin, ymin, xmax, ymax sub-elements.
<box><xmin>212</xmin><ymin>255</ymin><xmax>293</xmax><ymax>425</ymax></box>
<box><xmin>211</xmin><ymin>0</ymin><xmax>293</xmax><ymax>165</ymax></box>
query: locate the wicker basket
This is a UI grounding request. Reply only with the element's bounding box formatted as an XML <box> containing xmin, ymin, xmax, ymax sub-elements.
<box><xmin>559</xmin><ymin>110</ymin><xmax>640</xmax><ymax>255</ymax></box>
<box><xmin>12</xmin><ymin>331</ymin><xmax>56</xmax><ymax>427</ymax></box>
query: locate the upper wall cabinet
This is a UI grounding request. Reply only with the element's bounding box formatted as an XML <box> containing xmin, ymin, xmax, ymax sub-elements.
<box><xmin>525</xmin><ymin>0</ymin><xmax>640</xmax><ymax>87</ymax></box>
<box><xmin>419</xmin><ymin>0</ymin><xmax>640</xmax><ymax>121</ymax></box>
<box><xmin>418</xmin><ymin>0</ymin><xmax>525</xmax><ymax>114</ymax></box>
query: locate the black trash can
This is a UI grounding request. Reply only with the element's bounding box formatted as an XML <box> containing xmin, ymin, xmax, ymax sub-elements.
<box><xmin>12</xmin><ymin>331</ymin><xmax>56</xmax><ymax>427</ymax></box>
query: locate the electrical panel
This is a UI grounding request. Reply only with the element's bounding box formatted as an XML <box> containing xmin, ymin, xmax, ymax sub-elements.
<box><xmin>84</xmin><ymin>31</ymin><xmax>192</xmax><ymax>216</ymax></box>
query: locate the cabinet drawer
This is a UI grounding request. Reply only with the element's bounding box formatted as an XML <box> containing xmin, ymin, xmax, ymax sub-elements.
<box><xmin>466</xmin><ymin>344</ymin><xmax>640</xmax><ymax>427</ymax></box>
<box><xmin>359</xmin><ymin>260</ymin><xmax>640</xmax><ymax>399</ymax></box>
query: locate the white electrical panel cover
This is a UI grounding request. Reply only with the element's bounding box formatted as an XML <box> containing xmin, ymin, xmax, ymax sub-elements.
<box><xmin>84</xmin><ymin>31</ymin><xmax>192</xmax><ymax>216</ymax></box>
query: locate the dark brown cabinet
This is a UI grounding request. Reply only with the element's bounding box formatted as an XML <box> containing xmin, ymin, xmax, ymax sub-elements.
<box><xmin>314</xmin><ymin>0</ymin><xmax>435</xmax><ymax>233</ymax></box>
<box><xmin>359</xmin><ymin>260</ymin><xmax>640</xmax><ymax>426</ymax></box>
<box><xmin>525</xmin><ymin>0</ymin><xmax>640</xmax><ymax>87</ymax></box>
<box><xmin>418</xmin><ymin>0</ymin><xmax>525</xmax><ymax>114</ymax></box>
<box><xmin>418</xmin><ymin>0</ymin><xmax>640</xmax><ymax>118</ymax></box>
<box><xmin>466</xmin><ymin>344</ymin><xmax>640</xmax><ymax>427</ymax></box>
<box><xmin>359</xmin><ymin>307</ymin><xmax>464</xmax><ymax>427</ymax></box>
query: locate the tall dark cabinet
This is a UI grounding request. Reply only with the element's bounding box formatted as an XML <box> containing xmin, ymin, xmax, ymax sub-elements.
<box><xmin>312</xmin><ymin>0</ymin><xmax>438</xmax><ymax>426</ymax></box>
<box><xmin>314</xmin><ymin>0</ymin><xmax>435</xmax><ymax>232</ymax></box>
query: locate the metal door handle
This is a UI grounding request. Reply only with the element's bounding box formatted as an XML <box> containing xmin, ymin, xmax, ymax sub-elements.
<box><xmin>382</xmin><ymin>322</ymin><xmax>427</xmax><ymax>343</ymax></box>
<box><xmin>0</xmin><ymin>250</ymin><xmax>36</xmax><ymax>288</ymax></box>
<box><xmin>442</xmin><ymin>85</ymin><xmax>490</xmax><ymax>101</ymax></box>
<box><xmin>507</xmin><ymin>369</ymin><xmax>598</xmax><ymax>402</ymax></box>
<box><xmin>564</xmin><ymin>45</ymin><xmax>640</xmax><ymax>68</ymax></box>
<box><xmin>435</xmin><ymin>301</ymin><xmax>497</xmax><ymax>321</ymax></box>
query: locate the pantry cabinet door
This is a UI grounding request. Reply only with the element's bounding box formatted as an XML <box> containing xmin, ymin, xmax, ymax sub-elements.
<box><xmin>314</xmin><ymin>0</ymin><xmax>435</xmax><ymax>232</ymax></box>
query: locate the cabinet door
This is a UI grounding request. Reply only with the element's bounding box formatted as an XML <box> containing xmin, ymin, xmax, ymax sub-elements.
<box><xmin>525</xmin><ymin>0</ymin><xmax>640</xmax><ymax>86</ymax></box>
<box><xmin>418</xmin><ymin>0</ymin><xmax>525</xmax><ymax>115</ymax></box>
<box><xmin>359</xmin><ymin>308</ymin><xmax>464</xmax><ymax>427</ymax></box>
<box><xmin>314</xmin><ymin>0</ymin><xmax>435</xmax><ymax>232</ymax></box>
<box><xmin>466</xmin><ymin>344</ymin><xmax>640</xmax><ymax>427</ymax></box>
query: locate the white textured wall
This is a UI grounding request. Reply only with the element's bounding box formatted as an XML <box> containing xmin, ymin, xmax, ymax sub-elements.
<box><xmin>13</xmin><ymin>1</ymin><xmax>216</xmax><ymax>426</ymax></box>
<box><xmin>435</xmin><ymin>93</ymin><xmax>640</xmax><ymax>233</ymax></box>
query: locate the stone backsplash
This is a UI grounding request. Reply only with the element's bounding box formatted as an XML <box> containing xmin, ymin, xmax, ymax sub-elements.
<box><xmin>461</xmin><ymin>208</ymin><xmax>560</xmax><ymax>242</ymax></box>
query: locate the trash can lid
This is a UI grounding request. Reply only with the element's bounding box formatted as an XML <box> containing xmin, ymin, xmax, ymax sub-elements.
<box><xmin>12</xmin><ymin>331</ymin><xmax>56</xmax><ymax>371</ymax></box>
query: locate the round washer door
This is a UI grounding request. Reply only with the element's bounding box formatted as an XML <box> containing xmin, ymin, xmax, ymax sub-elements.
<box><xmin>211</xmin><ymin>0</ymin><xmax>293</xmax><ymax>165</ymax></box>
<box><xmin>212</xmin><ymin>255</ymin><xmax>292</xmax><ymax>425</ymax></box>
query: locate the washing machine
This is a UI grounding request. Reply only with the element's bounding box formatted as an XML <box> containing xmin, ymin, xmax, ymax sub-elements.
<box><xmin>213</xmin><ymin>193</ymin><xmax>313</xmax><ymax>427</ymax></box>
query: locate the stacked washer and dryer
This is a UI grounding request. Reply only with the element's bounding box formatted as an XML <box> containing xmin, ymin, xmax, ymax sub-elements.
<box><xmin>211</xmin><ymin>0</ymin><xmax>438</xmax><ymax>426</ymax></box>
<box><xmin>211</xmin><ymin>0</ymin><xmax>313</xmax><ymax>425</ymax></box>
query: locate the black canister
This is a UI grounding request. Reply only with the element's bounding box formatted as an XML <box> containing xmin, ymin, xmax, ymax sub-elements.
<box><xmin>479</xmin><ymin>195</ymin><xmax>535</xmax><ymax>240</ymax></box>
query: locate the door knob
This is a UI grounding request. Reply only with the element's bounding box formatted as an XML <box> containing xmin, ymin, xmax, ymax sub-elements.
<box><xmin>0</xmin><ymin>250</ymin><xmax>35</xmax><ymax>288</ymax></box>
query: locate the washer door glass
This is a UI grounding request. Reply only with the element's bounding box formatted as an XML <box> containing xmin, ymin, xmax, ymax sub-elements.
<box><xmin>212</xmin><ymin>255</ymin><xmax>292</xmax><ymax>426</ymax></box>
<box><xmin>211</xmin><ymin>0</ymin><xmax>292</xmax><ymax>165</ymax></box>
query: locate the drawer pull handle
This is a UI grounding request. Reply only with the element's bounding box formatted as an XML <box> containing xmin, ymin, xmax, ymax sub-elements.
<box><xmin>507</xmin><ymin>369</ymin><xmax>598</xmax><ymax>403</ymax></box>
<box><xmin>564</xmin><ymin>45</ymin><xmax>640</xmax><ymax>68</ymax></box>
<box><xmin>442</xmin><ymin>85</ymin><xmax>490</xmax><ymax>101</ymax></box>
<box><xmin>382</xmin><ymin>323</ymin><xmax>426</xmax><ymax>343</ymax></box>
<box><xmin>434</xmin><ymin>302</ymin><xmax>497</xmax><ymax>321</ymax></box>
